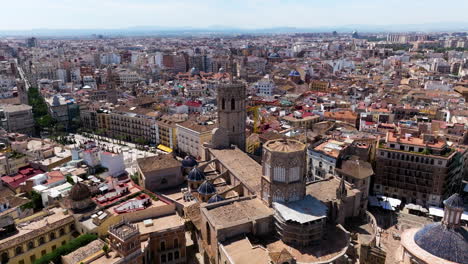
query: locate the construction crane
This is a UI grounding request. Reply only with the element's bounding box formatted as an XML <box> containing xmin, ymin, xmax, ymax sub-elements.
<box><xmin>247</xmin><ymin>106</ymin><xmax>261</xmax><ymax>133</ymax></box>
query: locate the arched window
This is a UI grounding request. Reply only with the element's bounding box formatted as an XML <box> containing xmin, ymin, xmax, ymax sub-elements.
<box><xmin>161</xmin><ymin>178</ymin><xmax>168</xmax><ymax>185</ymax></box>
<box><xmin>39</xmin><ymin>237</ymin><xmax>45</xmax><ymax>245</ymax></box>
<box><xmin>174</xmin><ymin>238</ymin><xmax>179</xmax><ymax>248</ymax></box>
<box><xmin>50</xmin><ymin>232</ymin><xmax>56</xmax><ymax>240</ymax></box>
<box><xmin>174</xmin><ymin>250</ymin><xmax>180</xmax><ymax>259</ymax></box>
<box><xmin>168</xmin><ymin>252</ymin><xmax>173</xmax><ymax>261</ymax></box>
<box><xmin>221</xmin><ymin>98</ymin><xmax>225</xmax><ymax>110</ymax></box>
<box><xmin>59</xmin><ymin>228</ymin><xmax>65</xmax><ymax>236</ymax></box>
<box><xmin>231</xmin><ymin>98</ymin><xmax>235</xmax><ymax>110</ymax></box>
<box><xmin>206</xmin><ymin>222</ymin><xmax>211</xmax><ymax>245</ymax></box>
<box><xmin>160</xmin><ymin>241</ymin><xmax>166</xmax><ymax>251</ymax></box>
<box><xmin>15</xmin><ymin>246</ymin><xmax>23</xmax><ymax>256</ymax></box>
<box><xmin>28</xmin><ymin>241</ymin><xmax>34</xmax><ymax>250</ymax></box>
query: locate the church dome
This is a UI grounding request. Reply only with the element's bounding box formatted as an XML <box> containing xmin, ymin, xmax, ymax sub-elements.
<box><xmin>207</xmin><ymin>194</ymin><xmax>225</xmax><ymax>204</ymax></box>
<box><xmin>182</xmin><ymin>156</ymin><xmax>198</xmax><ymax>168</ymax></box>
<box><xmin>69</xmin><ymin>182</ymin><xmax>91</xmax><ymax>201</ymax></box>
<box><xmin>190</xmin><ymin>67</ymin><xmax>200</xmax><ymax>76</ymax></box>
<box><xmin>268</xmin><ymin>53</ymin><xmax>280</xmax><ymax>58</ymax></box>
<box><xmin>414</xmin><ymin>223</ymin><xmax>468</xmax><ymax>263</ymax></box>
<box><xmin>198</xmin><ymin>181</ymin><xmax>216</xmax><ymax>195</ymax></box>
<box><xmin>187</xmin><ymin>167</ymin><xmax>205</xmax><ymax>182</ymax></box>
<box><xmin>288</xmin><ymin>70</ymin><xmax>300</xmax><ymax>77</ymax></box>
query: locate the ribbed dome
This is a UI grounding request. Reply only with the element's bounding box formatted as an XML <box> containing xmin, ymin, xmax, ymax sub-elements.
<box><xmin>444</xmin><ymin>193</ymin><xmax>464</xmax><ymax>209</ymax></box>
<box><xmin>181</xmin><ymin>156</ymin><xmax>198</xmax><ymax>168</ymax></box>
<box><xmin>69</xmin><ymin>182</ymin><xmax>91</xmax><ymax>201</ymax></box>
<box><xmin>207</xmin><ymin>194</ymin><xmax>225</xmax><ymax>204</ymax></box>
<box><xmin>197</xmin><ymin>181</ymin><xmax>216</xmax><ymax>195</ymax></box>
<box><xmin>414</xmin><ymin>223</ymin><xmax>468</xmax><ymax>263</ymax></box>
<box><xmin>187</xmin><ymin>167</ymin><xmax>205</xmax><ymax>182</ymax></box>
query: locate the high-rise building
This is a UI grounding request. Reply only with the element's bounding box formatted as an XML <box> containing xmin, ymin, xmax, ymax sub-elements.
<box><xmin>26</xmin><ymin>37</ymin><xmax>38</xmax><ymax>48</ymax></box>
<box><xmin>216</xmin><ymin>82</ymin><xmax>246</xmax><ymax>151</ymax></box>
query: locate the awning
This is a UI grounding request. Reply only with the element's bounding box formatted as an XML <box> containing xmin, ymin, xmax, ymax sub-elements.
<box><xmin>369</xmin><ymin>195</ymin><xmax>402</xmax><ymax>211</ymax></box>
<box><xmin>157</xmin><ymin>144</ymin><xmax>173</xmax><ymax>153</ymax></box>
<box><xmin>428</xmin><ymin>206</ymin><xmax>444</xmax><ymax>217</ymax></box>
<box><xmin>405</xmin><ymin>203</ymin><xmax>428</xmax><ymax>213</ymax></box>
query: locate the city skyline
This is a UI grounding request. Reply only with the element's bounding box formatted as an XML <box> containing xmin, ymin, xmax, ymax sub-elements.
<box><xmin>2</xmin><ymin>0</ymin><xmax>468</xmax><ymax>31</ymax></box>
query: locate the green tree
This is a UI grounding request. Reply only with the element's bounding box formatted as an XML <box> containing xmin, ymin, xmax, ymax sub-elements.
<box><xmin>28</xmin><ymin>87</ymin><xmax>56</xmax><ymax>135</ymax></box>
<box><xmin>66</xmin><ymin>175</ymin><xmax>75</xmax><ymax>185</ymax></box>
<box><xmin>102</xmin><ymin>244</ymin><xmax>110</xmax><ymax>258</ymax></box>
<box><xmin>34</xmin><ymin>234</ymin><xmax>98</xmax><ymax>264</ymax></box>
<box><xmin>131</xmin><ymin>172</ymin><xmax>140</xmax><ymax>185</ymax></box>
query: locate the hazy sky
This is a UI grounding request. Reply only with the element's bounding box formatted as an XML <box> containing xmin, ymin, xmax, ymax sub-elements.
<box><xmin>1</xmin><ymin>0</ymin><xmax>468</xmax><ymax>30</ymax></box>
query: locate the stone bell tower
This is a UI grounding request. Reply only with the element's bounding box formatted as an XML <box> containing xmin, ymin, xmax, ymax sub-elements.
<box><xmin>216</xmin><ymin>82</ymin><xmax>246</xmax><ymax>151</ymax></box>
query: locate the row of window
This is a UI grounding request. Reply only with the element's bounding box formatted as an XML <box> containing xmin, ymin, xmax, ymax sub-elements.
<box><xmin>4</xmin><ymin>224</ymin><xmax>73</xmax><ymax>260</ymax></box>
<box><xmin>1</xmin><ymin>240</ymin><xmax>66</xmax><ymax>264</ymax></box>
<box><xmin>380</xmin><ymin>151</ymin><xmax>443</xmax><ymax>165</ymax></box>
<box><xmin>264</xmin><ymin>165</ymin><xmax>302</xmax><ymax>183</ymax></box>
<box><xmin>160</xmin><ymin>238</ymin><xmax>179</xmax><ymax>251</ymax></box>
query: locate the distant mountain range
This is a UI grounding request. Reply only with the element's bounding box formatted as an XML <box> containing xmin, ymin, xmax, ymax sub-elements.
<box><xmin>1</xmin><ymin>22</ymin><xmax>467</xmax><ymax>37</ymax></box>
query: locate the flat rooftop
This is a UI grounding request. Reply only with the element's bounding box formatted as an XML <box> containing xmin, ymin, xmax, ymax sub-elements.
<box><xmin>312</xmin><ymin>140</ymin><xmax>346</xmax><ymax>158</ymax></box>
<box><xmin>221</xmin><ymin>236</ymin><xmax>270</xmax><ymax>263</ymax></box>
<box><xmin>306</xmin><ymin>177</ymin><xmax>359</xmax><ymax>203</ymax></box>
<box><xmin>135</xmin><ymin>213</ymin><xmax>184</xmax><ymax>236</ymax></box>
<box><xmin>209</xmin><ymin>148</ymin><xmax>262</xmax><ymax>193</ymax></box>
<box><xmin>205</xmin><ymin>198</ymin><xmax>273</xmax><ymax>228</ymax></box>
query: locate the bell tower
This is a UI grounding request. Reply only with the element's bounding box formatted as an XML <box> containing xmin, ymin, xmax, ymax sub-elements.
<box><xmin>216</xmin><ymin>82</ymin><xmax>246</xmax><ymax>151</ymax></box>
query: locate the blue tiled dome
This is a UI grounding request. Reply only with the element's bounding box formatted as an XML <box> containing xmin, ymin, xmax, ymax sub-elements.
<box><xmin>187</xmin><ymin>167</ymin><xmax>205</xmax><ymax>182</ymax></box>
<box><xmin>207</xmin><ymin>194</ymin><xmax>225</xmax><ymax>204</ymax></box>
<box><xmin>190</xmin><ymin>67</ymin><xmax>200</xmax><ymax>76</ymax></box>
<box><xmin>288</xmin><ymin>70</ymin><xmax>300</xmax><ymax>77</ymax></box>
<box><xmin>197</xmin><ymin>181</ymin><xmax>216</xmax><ymax>195</ymax></box>
<box><xmin>414</xmin><ymin>223</ymin><xmax>468</xmax><ymax>264</ymax></box>
<box><xmin>444</xmin><ymin>193</ymin><xmax>464</xmax><ymax>209</ymax></box>
<box><xmin>182</xmin><ymin>156</ymin><xmax>198</xmax><ymax>168</ymax></box>
<box><xmin>268</xmin><ymin>53</ymin><xmax>280</xmax><ymax>58</ymax></box>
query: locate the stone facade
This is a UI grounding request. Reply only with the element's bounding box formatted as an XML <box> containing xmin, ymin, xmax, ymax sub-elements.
<box><xmin>216</xmin><ymin>82</ymin><xmax>246</xmax><ymax>151</ymax></box>
<box><xmin>260</xmin><ymin>139</ymin><xmax>307</xmax><ymax>206</ymax></box>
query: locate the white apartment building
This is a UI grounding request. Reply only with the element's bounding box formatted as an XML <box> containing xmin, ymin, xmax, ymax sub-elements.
<box><xmin>254</xmin><ymin>76</ymin><xmax>275</xmax><ymax>97</ymax></box>
<box><xmin>0</xmin><ymin>76</ymin><xmax>16</xmax><ymax>98</ymax></box>
<box><xmin>100</xmin><ymin>53</ymin><xmax>121</xmax><ymax>65</ymax></box>
<box><xmin>176</xmin><ymin>120</ymin><xmax>215</xmax><ymax>159</ymax></box>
